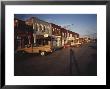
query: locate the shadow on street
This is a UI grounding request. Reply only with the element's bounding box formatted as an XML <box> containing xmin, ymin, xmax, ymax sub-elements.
<box><xmin>14</xmin><ymin>43</ymin><xmax>97</xmax><ymax>76</ymax></box>
<box><xmin>70</xmin><ymin>49</ymin><xmax>80</xmax><ymax>76</ymax></box>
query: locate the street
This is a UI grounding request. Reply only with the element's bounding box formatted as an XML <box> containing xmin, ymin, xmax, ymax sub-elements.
<box><xmin>14</xmin><ymin>42</ymin><xmax>97</xmax><ymax>76</ymax></box>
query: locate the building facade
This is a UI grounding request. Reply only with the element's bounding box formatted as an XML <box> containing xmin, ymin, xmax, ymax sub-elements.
<box><xmin>51</xmin><ymin>23</ymin><xmax>62</xmax><ymax>47</ymax></box>
<box><xmin>61</xmin><ymin>28</ymin><xmax>67</xmax><ymax>46</ymax></box>
<box><xmin>14</xmin><ymin>18</ymin><xmax>33</xmax><ymax>51</ymax></box>
<box><xmin>14</xmin><ymin>17</ymin><xmax>80</xmax><ymax>51</ymax></box>
<box><xmin>25</xmin><ymin>17</ymin><xmax>52</xmax><ymax>45</ymax></box>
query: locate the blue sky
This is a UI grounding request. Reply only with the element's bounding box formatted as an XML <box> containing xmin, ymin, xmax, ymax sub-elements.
<box><xmin>15</xmin><ymin>14</ymin><xmax>97</xmax><ymax>38</ymax></box>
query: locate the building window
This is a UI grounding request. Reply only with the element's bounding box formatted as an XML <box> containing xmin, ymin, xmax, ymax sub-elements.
<box><xmin>53</xmin><ymin>28</ymin><xmax>54</xmax><ymax>31</ymax></box>
<box><xmin>68</xmin><ymin>33</ymin><xmax>69</xmax><ymax>37</ymax></box>
<box><xmin>58</xmin><ymin>29</ymin><xmax>60</xmax><ymax>34</ymax></box>
<box><xmin>39</xmin><ymin>24</ymin><xmax>42</xmax><ymax>31</ymax></box>
<box><xmin>47</xmin><ymin>26</ymin><xmax>50</xmax><ymax>33</ymax></box>
<box><xmin>44</xmin><ymin>25</ymin><xmax>46</xmax><ymax>31</ymax></box>
<box><xmin>75</xmin><ymin>35</ymin><xmax>77</xmax><ymax>38</ymax></box>
<box><xmin>37</xmin><ymin>24</ymin><xmax>39</xmax><ymax>31</ymax></box>
<box><xmin>45</xmin><ymin>26</ymin><xmax>48</xmax><ymax>32</ymax></box>
<box><xmin>41</xmin><ymin>25</ymin><xmax>44</xmax><ymax>32</ymax></box>
<box><xmin>62</xmin><ymin>33</ymin><xmax>64</xmax><ymax>36</ymax></box>
<box><xmin>65</xmin><ymin>33</ymin><xmax>66</xmax><ymax>37</ymax></box>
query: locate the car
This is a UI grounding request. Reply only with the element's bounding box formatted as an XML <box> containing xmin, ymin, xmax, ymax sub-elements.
<box><xmin>63</xmin><ymin>44</ymin><xmax>70</xmax><ymax>48</ymax></box>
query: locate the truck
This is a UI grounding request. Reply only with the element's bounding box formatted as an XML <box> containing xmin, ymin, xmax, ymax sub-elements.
<box><xmin>16</xmin><ymin>36</ymin><xmax>57</xmax><ymax>56</ymax></box>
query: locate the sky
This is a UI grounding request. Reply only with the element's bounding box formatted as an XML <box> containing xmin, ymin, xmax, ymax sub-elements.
<box><xmin>14</xmin><ymin>14</ymin><xmax>97</xmax><ymax>38</ymax></box>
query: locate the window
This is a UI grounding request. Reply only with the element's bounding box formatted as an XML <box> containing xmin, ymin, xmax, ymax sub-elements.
<box><xmin>68</xmin><ymin>33</ymin><xmax>69</xmax><ymax>37</ymax></box>
<box><xmin>53</xmin><ymin>28</ymin><xmax>54</xmax><ymax>31</ymax></box>
<box><xmin>37</xmin><ymin>24</ymin><xmax>39</xmax><ymax>31</ymax></box>
<box><xmin>43</xmin><ymin>25</ymin><xmax>45</xmax><ymax>32</ymax></box>
<box><xmin>15</xmin><ymin>20</ymin><xmax>18</xmax><ymax>23</ymax></box>
<box><xmin>39</xmin><ymin>24</ymin><xmax>42</xmax><ymax>31</ymax></box>
<box><xmin>35</xmin><ymin>39</ymin><xmax>48</xmax><ymax>46</ymax></box>
<box><xmin>41</xmin><ymin>25</ymin><xmax>44</xmax><ymax>32</ymax></box>
<box><xmin>62</xmin><ymin>32</ymin><xmax>64</xmax><ymax>36</ymax></box>
<box><xmin>65</xmin><ymin>33</ymin><xmax>66</xmax><ymax>37</ymax></box>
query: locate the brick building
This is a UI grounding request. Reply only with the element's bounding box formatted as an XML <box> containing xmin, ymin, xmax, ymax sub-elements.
<box><xmin>51</xmin><ymin>23</ymin><xmax>62</xmax><ymax>47</ymax></box>
<box><xmin>14</xmin><ymin>18</ymin><xmax>33</xmax><ymax>51</ymax></box>
<box><xmin>15</xmin><ymin>17</ymin><xmax>80</xmax><ymax>50</ymax></box>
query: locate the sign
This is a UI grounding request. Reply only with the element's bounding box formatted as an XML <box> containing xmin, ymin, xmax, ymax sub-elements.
<box><xmin>44</xmin><ymin>34</ymin><xmax>48</xmax><ymax>37</ymax></box>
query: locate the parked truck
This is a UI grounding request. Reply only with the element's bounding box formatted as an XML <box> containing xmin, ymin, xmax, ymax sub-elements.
<box><xmin>16</xmin><ymin>36</ymin><xmax>57</xmax><ymax>56</ymax></box>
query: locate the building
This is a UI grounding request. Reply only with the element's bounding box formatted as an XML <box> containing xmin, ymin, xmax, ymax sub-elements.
<box><xmin>51</xmin><ymin>23</ymin><xmax>62</xmax><ymax>47</ymax></box>
<box><xmin>74</xmin><ymin>32</ymin><xmax>79</xmax><ymax>38</ymax></box>
<box><xmin>14</xmin><ymin>18</ymin><xmax>33</xmax><ymax>51</ymax></box>
<box><xmin>60</xmin><ymin>28</ymin><xmax>67</xmax><ymax>46</ymax></box>
<box><xmin>15</xmin><ymin>16</ymin><xmax>81</xmax><ymax>51</ymax></box>
<box><xmin>25</xmin><ymin>17</ymin><xmax>52</xmax><ymax>45</ymax></box>
<box><xmin>66</xmin><ymin>30</ymin><xmax>73</xmax><ymax>41</ymax></box>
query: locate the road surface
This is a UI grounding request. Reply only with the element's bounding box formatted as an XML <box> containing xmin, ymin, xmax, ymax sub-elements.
<box><xmin>14</xmin><ymin>42</ymin><xmax>97</xmax><ymax>76</ymax></box>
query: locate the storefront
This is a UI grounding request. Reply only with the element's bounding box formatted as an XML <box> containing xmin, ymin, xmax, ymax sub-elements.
<box><xmin>14</xmin><ymin>18</ymin><xmax>33</xmax><ymax>51</ymax></box>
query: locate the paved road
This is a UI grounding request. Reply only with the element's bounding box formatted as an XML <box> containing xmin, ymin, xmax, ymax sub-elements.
<box><xmin>71</xmin><ymin>42</ymin><xmax>97</xmax><ymax>76</ymax></box>
<box><xmin>14</xmin><ymin>42</ymin><xmax>97</xmax><ymax>76</ymax></box>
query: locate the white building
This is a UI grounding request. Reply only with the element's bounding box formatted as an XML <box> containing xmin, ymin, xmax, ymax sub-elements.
<box><xmin>26</xmin><ymin>17</ymin><xmax>52</xmax><ymax>44</ymax></box>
